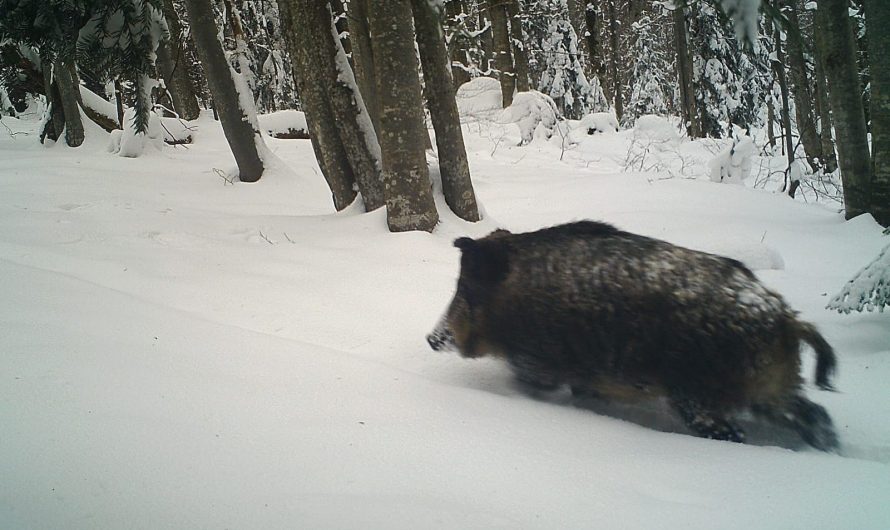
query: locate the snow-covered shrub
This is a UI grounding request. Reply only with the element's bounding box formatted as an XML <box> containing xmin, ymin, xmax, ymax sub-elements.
<box><xmin>708</xmin><ymin>135</ymin><xmax>755</xmax><ymax>184</ymax></box>
<box><xmin>578</xmin><ymin>113</ymin><xmax>619</xmax><ymax>135</ymax></box>
<box><xmin>455</xmin><ymin>77</ymin><xmax>503</xmax><ymax>119</ymax></box>
<box><xmin>828</xmin><ymin>244</ymin><xmax>890</xmax><ymax>313</ymax></box>
<box><xmin>258</xmin><ymin>110</ymin><xmax>309</xmax><ymax>139</ymax></box>
<box><xmin>632</xmin><ymin>115</ymin><xmax>681</xmax><ymax>149</ymax></box>
<box><xmin>498</xmin><ymin>90</ymin><xmax>562</xmax><ymax>145</ymax></box>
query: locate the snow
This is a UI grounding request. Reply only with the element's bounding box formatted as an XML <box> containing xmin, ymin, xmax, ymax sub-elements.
<box><xmin>257</xmin><ymin>109</ymin><xmax>309</xmax><ymax>138</ymax></box>
<box><xmin>578</xmin><ymin>112</ymin><xmax>620</xmax><ymax>135</ymax></box>
<box><xmin>708</xmin><ymin>135</ymin><xmax>755</xmax><ymax>185</ymax></box>
<box><xmin>829</xmin><ymin>241</ymin><xmax>890</xmax><ymax>313</ymax></box>
<box><xmin>1</xmin><ymin>108</ymin><xmax>890</xmax><ymax>529</ymax></box>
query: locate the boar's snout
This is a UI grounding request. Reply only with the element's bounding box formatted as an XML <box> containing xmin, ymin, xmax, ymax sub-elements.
<box><xmin>426</xmin><ymin>326</ymin><xmax>455</xmax><ymax>352</ymax></box>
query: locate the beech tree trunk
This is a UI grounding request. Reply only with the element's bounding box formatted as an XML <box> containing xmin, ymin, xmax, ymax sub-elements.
<box><xmin>773</xmin><ymin>24</ymin><xmax>798</xmax><ymax>196</ymax></box>
<box><xmin>489</xmin><ymin>0</ymin><xmax>515</xmax><ymax>107</ymax></box>
<box><xmin>349</xmin><ymin>0</ymin><xmax>381</xmax><ymax>136</ymax></box>
<box><xmin>813</xmin><ymin>27</ymin><xmax>838</xmax><ymax>173</ymax></box>
<box><xmin>157</xmin><ymin>0</ymin><xmax>200</xmax><ymax>120</ymax></box>
<box><xmin>279</xmin><ymin>0</ymin><xmax>384</xmax><ymax>210</ymax></box>
<box><xmin>863</xmin><ymin>0</ymin><xmax>890</xmax><ymax>226</ymax></box>
<box><xmin>369</xmin><ymin>0</ymin><xmax>439</xmax><ymax>232</ymax></box>
<box><xmin>444</xmin><ymin>0</ymin><xmax>472</xmax><ymax>88</ymax></box>
<box><xmin>784</xmin><ymin>0</ymin><xmax>824</xmax><ymax>172</ymax></box>
<box><xmin>816</xmin><ymin>0</ymin><xmax>872</xmax><ymax>219</ymax></box>
<box><xmin>183</xmin><ymin>0</ymin><xmax>264</xmax><ymax>182</ymax></box>
<box><xmin>412</xmin><ymin>0</ymin><xmax>480</xmax><ymax>222</ymax></box>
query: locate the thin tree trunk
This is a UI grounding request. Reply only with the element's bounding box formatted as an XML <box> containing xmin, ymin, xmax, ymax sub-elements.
<box><xmin>785</xmin><ymin>0</ymin><xmax>824</xmax><ymax>172</ymax></box>
<box><xmin>816</xmin><ymin>0</ymin><xmax>872</xmax><ymax>218</ymax></box>
<box><xmin>673</xmin><ymin>6</ymin><xmax>699</xmax><ymax>138</ymax></box>
<box><xmin>349</xmin><ymin>0</ymin><xmax>381</xmax><ymax>136</ymax></box>
<box><xmin>412</xmin><ymin>0</ymin><xmax>480</xmax><ymax>222</ymax></box>
<box><xmin>863</xmin><ymin>0</ymin><xmax>890</xmax><ymax>226</ymax></box>
<box><xmin>813</xmin><ymin>27</ymin><xmax>838</xmax><ymax>173</ymax></box>
<box><xmin>53</xmin><ymin>59</ymin><xmax>85</xmax><ymax>147</ymax></box>
<box><xmin>445</xmin><ymin>0</ymin><xmax>472</xmax><ymax>88</ymax></box>
<box><xmin>183</xmin><ymin>0</ymin><xmax>264</xmax><ymax>182</ymax></box>
<box><xmin>768</xmin><ymin>99</ymin><xmax>777</xmax><ymax>149</ymax></box>
<box><xmin>773</xmin><ymin>24</ymin><xmax>798</xmax><ymax>196</ymax></box>
<box><xmin>583</xmin><ymin>0</ymin><xmax>602</xmax><ymax>83</ymax></box>
<box><xmin>158</xmin><ymin>0</ymin><xmax>200</xmax><ymax>120</ymax></box>
<box><xmin>506</xmin><ymin>1</ymin><xmax>529</xmax><ymax>93</ymax></box>
<box><xmin>607</xmin><ymin>0</ymin><xmax>623</xmax><ymax>121</ymax></box>
<box><xmin>369</xmin><ymin>0</ymin><xmax>439</xmax><ymax>232</ymax></box>
<box><xmin>489</xmin><ymin>0</ymin><xmax>515</xmax><ymax>107</ymax></box>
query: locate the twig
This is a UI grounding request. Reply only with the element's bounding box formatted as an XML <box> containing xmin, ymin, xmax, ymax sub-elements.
<box><xmin>258</xmin><ymin>230</ymin><xmax>275</xmax><ymax>245</ymax></box>
<box><xmin>213</xmin><ymin>167</ymin><xmax>235</xmax><ymax>185</ymax></box>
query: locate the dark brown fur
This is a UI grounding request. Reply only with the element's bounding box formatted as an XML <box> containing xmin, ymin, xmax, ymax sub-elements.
<box><xmin>428</xmin><ymin>221</ymin><xmax>839</xmax><ymax>450</ymax></box>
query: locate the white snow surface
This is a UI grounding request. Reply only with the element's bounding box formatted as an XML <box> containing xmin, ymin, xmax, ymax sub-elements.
<box><xmin>257</xmin><ymin>109</ymin><xmax>308</xmax><ymax>137</ymax></box>
<box><xmin>1</xmin><ymin>109</ymin><xmax>890</xmax><ymax>529</ymax></box>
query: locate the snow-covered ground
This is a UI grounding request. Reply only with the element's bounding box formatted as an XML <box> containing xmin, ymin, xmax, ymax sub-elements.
<box><xmin>1</xmin><ymin>104</ymin><xmax>889</xmax><ymax>529</ymax></box>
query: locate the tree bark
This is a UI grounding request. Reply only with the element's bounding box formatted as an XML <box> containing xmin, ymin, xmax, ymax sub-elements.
<box><xmin>157</xmin><ymin>0</ymin><xmax>201</xmax><ymax>120</ymax></box>
<box><xmin>52</xmin><ymin>59</ymin><xmax>85</xmax><ymax>147</ymax></box>
<box><xmin>864</xmin><ymin>0</ymin><xmax>890</xmax><ymax>226</ymax></box>
<box><xmin>773</xmin><ymin>23</ymin><xmax>798</xmax><ymax>196</ymax></box>
<box><xmin>607</xmin><ymin>0</ymin><xmax>623</xmax><ymax>121</ymax></box>
<box><xmin>784</xmin><ymin>0</ymin><xmax>824</xmax><ymax>172</ymax></box>
<box><xmin>412</xmin><ymin>0</ymin><xmax>480</xmax><ymax>222</ymax></box>
<box><xmin>369</xmin><ymin>0</ymin><xmax>439</xmax><ymax>232</ymax></box>
<box><xmin>816</xmin><ymin>0</ymin><xmax>872</xmax><ymax>218</ymax></box>
<box><xmin>488</xmin><ymin>0</ymin><xmax>515</xmax><ymax>107</ymax></box>
<box><xmin>183</xmin><ymin>0</ymin><xmax>263</xmax><ymax>181</ymax></box>
<box><xmin>348</xmin><ymin>0</ymin><xmax>381</xmax><ymax>136</ymax></box>
<box><xmin>583</xmin><ymin>0</ymin><xmax>602</xmax><ymax>83</ymax></box>
<box><xmin>506</xmin><ymin>0</ymin><xmax>529</xmax><ymax>93</ymax></box>
<box><xmin>813</xmin><ymin>24</ymin><xmax>838</xmax><ymax>173</ymax></box>
<box><xmin>673</xmin><ymin>6</ymin><xmax>699</xmax><ymax>138</ymax></box>
<box><xmin>280</xmin><ymin>0</ymin><xmax>384</xmax><ymax>210</ymax></box>
<box><xmin>444</xmin><ymin>0</ymin><xmax>472</xmax><ymax>88</ymax></box>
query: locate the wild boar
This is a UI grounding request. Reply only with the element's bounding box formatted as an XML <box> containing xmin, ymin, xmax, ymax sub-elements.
<box><xmin>427</xmin><ymin>221</ymin><xmax>838</xmax><ymax>451</ymax></box>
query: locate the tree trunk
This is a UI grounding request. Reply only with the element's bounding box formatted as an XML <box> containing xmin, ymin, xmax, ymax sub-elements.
<box><xmin>816</xmin><ymin>0</ymin><xmax>872</xmax><ymax>218</ymax></box>
<box><xmin>506</xmin><ymin>1</ymin><xmax>529</xmax><ymax>93</ymax></box>
<box><xmin>784</xmin><ymin>0</ymin><xmax>824</xmax><ymax>172</ymax></box>
<box><xmin>369</xmin><ymin>0</ymin><xmax>439</xmax><ymax>232</ymax></box>
<box><xmin>583</xmin><ymin>0</ymin><xmax>602</xmax><ymax>83</ymax></box>
<box><xmin>157</xmin><ymin>0</ymin><xmax>201</xmax><ymax>120</ymax></box>
<box><xmin>412</xmin><ymin>0</ymin><xmax>480</xmax><ymax>222</ymax></box>
<box><xmin>607</xmin><ymin>0</ymin><xmax>623</xmax><ymax>121</ymax></box>
<box><xmin>673</xmin><ymin>6</ymin><xmax>699</xmax><ymax>137</ymax></box>
<box><xmin>280</xmin><ymin>0</ymin><xmax>385</xmax><ymax>210</ymax></box>
<box><xmin>864</xmin><ymin>0</ymin><xmax>890</xmax><ymax>226</ymax></box>
<box><xmin>53</xmin><ymin>59</ymin><xmax>85</xmax><ymax>147</ymax></box>
<box><xmin>183</xmin><ymin>0</ymin><xmax>264</xmax><ymax>182</ymax></box>
<box><xmin>489</xmin><ymin>0</ymin><xmax>515</xmax><ymax>107</ymax></box>
<box><xmin>767</xmin><ymin>99</ymin><xmax>777</xmax><ymax>149</ymax></box>
<box><xmin>773</xmin><ymin>24</ymin><xmax>798</xmax><ymax>196</ymax></box>
<box><xmin>444</xmin><ymin>0</ymin><xmax>472</xmax><ymax>88</ymax></box>
<box><xmin>813</xmin><ymin>26</ymin><xmax>838</xmax><ymax>173</ymax></box>
<box><xmin>349</xmin><ymin>0</ymin><xmax>381</xmax><ymax>136</ymax></box>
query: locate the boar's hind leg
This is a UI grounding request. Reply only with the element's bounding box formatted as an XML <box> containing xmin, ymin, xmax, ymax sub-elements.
<box><xmin>671</xmin><ymin>397</ymin><xmax>745</xmax><ymax>443</ymax></box>
<box><xmin>752</xmin><ymin>396</ymin><xmax>839</xmax><ymax>452</ymax></box>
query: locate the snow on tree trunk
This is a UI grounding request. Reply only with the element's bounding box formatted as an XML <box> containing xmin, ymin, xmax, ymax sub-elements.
<box><xmin>506</xmin><ymin>1</ymin><xmax>530</xmax><ymax>93</ymax></box>
<box><xmin>183</xmin><ymin>0</ymin><xmax>264</xmax><ymax>182</ymax></box>
<box><xmin>411</xmin><ymin>0</ymin><xmax>480</xmax><ymax>222</ymax></box>
<box><xmin>784</xmin><ymin>0</ymin><xmax>824</xmax><ymax>173</ymax></box>
<box><xmin>672</xmin><ymin>5</ymin><xmax>699</xmax><ymax>138</ymax></box>
<box><xmin>349</xmin><ymin>0</ymin><xmax>381</xmax><ymax>137</ymax></box>
<box><xmin>369</xmin><ymin>0</ymin><xmax>439</xmax><ymax>232</ymax></box>
<box><xmin>489</xmin><ymin>0</ymin><xmax>516</xmax><ymax>108</ymax></box>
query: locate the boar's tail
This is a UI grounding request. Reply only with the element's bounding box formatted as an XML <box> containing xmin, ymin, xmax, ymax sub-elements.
<box><xmin>796</xmin><ymin>321</ymin><xmax>837</xmax><ymax>391</ymax></box>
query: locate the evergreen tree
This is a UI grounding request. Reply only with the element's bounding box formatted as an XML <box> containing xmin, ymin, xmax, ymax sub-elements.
<box><xmin>623</xmin><ymin>4</ymin><xmax>673</xmax><ymax>127</ymax></box>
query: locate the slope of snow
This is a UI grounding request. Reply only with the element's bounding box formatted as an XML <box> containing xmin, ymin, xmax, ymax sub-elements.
<box><xmin>1</xmin><ymin>110</ymin><xmax>889</xmax><ymax>529</ymax></box>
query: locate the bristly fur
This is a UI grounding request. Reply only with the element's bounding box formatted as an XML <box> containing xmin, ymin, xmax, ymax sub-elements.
<box><xmin>429</xmin><ymin>221</ymin><xmax>839</xmax><ymax>451</ymax></box>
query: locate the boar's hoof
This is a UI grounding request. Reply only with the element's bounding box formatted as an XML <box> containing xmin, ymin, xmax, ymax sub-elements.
<box><xmin>673</xmin><ymin>398</ymin><xmax>745</xmax><ymax>443</ymax></box>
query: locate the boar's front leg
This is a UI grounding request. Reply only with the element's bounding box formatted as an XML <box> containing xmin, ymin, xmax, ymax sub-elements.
<box><xmin>508</xmin><ymin>355</ymin><xmax>562</xmax><ymax>393</ymax></box>
<box><xmin>671</xmin><ymin>397</ymin><xmax>745</xmax><ymax>443</ymax></box>
<box><xmin>752</xmin><ymin>396</ymin><xmax>839</xmax><ymax>452</ymax></box>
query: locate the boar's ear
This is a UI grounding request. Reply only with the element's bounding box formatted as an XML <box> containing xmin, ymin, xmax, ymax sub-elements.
<box><xmin>454</xmin><ymin>238</ymin><xmax>509</xmax><ymax>284</ymax></box>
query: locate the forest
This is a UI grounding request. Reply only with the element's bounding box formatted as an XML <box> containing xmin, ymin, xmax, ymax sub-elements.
<box><xmin>1</xmin><ymin>1</ymin><xmax>890</xmax><ymax>528</ymax></box>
